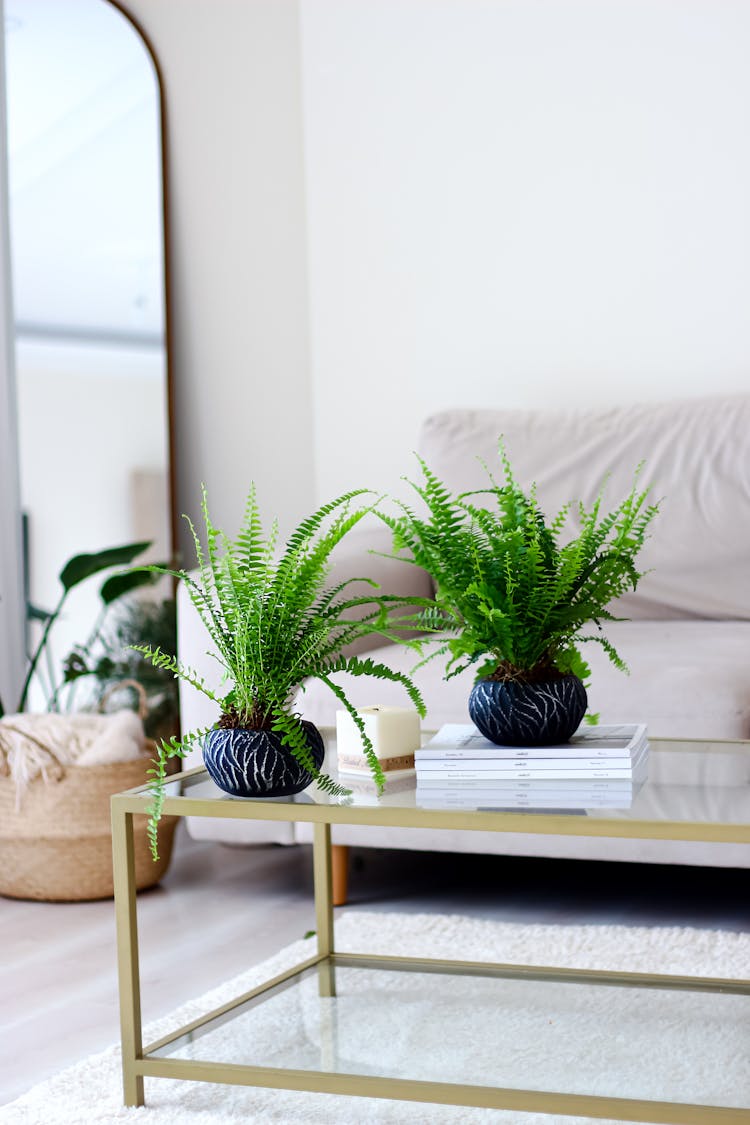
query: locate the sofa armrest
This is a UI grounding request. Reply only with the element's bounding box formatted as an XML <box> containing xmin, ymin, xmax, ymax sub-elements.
<box><xmin>325</xmin><ymin>521</ymin><xmax>433</xmax><ymax>656</ymax></box>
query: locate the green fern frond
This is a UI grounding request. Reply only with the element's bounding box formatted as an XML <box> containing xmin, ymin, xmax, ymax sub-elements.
<box><xmin>317</xmin><ymin>674</ymin><xmax>386</xmax><ymax>792</ymax></box>
<box><xmin>131</xmin><ymin>644</ymin><xmax>221</xmax><ymax>704</ymax></box>
<box><xmin>381</xmin><ymin>445</ymin><xmax>659</xmax><ymax>685</ymax></box>
<box><xmin>322</xmin><ymin>652</ymin><xmax>427</xmax><ymax>718</ymax></box>
<box><xmin>146</xmin><ymin>727</ymin><xmax>211</xmax><ymax>859</ymax></box>
<box><xmin>129</xmin><ymin>485</ymin><xmax>431</xmax><ymax>825</ymax></box>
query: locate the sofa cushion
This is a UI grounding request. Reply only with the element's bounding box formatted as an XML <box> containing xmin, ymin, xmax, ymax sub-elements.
<box><xmin>417</xmin><ymin>394</ymin><xmax>750</xmax><ymax>621</ymax></box>
<box><xmin>297</xmin><ymin>620</ymin><xmax>750</xmax><ymax>740</ymax></box>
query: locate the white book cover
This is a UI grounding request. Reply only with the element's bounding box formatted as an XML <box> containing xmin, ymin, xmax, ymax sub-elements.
<box><xmin>416</xmin><ymin>737</ymin><xmax>647</xmax><ymax>762</ymax></box>
<box><xmin>416</xmin><ymin>745</ymin><xmax>649</xmax><ymax>783</ymax></box>
<box><xmin>418</xmin><ymin>723</ymin><xmax>648</xmax><ymax>759</ymax></box>
<box><xmin>415</xmin><ymin>751</ymin><xmax>645</xmax><ymax>772</ymax></box>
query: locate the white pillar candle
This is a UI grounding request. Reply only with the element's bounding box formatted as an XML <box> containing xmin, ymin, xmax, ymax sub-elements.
<box><xmin>336</xmin><ymin>706</ymin><xmax>421</xmax><ymax>773</ymax></box>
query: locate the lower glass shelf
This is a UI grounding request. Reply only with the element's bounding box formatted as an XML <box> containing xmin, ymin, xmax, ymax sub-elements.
<box><xmin>149</xmin><ymin>957</ymin><xmax>749</xmax><ymax>1111</ymax></box>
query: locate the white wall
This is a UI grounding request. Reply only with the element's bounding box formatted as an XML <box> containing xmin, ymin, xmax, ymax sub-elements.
<box><xmin>120</xmin><ymin>0</ymin><xmax>316</xmax><ymax>551</ymax></box>
<box><xmin>120</xmin><ymin>0</ymin><xmax>750</xmax><ymax>518</ymax></box>
<box><xmin>300</xmin><ymin>0</ymin><xmax>750</xmax><ymax>500</ymax></box>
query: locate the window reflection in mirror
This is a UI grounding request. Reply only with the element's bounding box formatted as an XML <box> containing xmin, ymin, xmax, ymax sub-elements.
<box><xmin>5</xmin><ymin>0</ymin><xmax>172</xmax><ymax>710</ymax></box>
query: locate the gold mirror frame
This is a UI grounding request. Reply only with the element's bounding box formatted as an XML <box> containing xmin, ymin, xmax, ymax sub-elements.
<box><xmin>104</xmin><ymin>0</ymin><xmax>177</xmax><ymax>554</ymax></box>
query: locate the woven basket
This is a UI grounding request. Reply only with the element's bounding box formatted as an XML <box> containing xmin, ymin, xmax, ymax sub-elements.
<box><xmin>0</xmin><ymin>685</ymin><xmax>179</xmax><ymax>902</ymax></box>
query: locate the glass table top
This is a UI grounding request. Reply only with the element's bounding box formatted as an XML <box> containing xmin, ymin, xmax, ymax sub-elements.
<box><xmin>160</xmin><ymin>732</ymin><xmax>750</xmax><ymax>832</ymax></box>
<box><xmin>149</xmin><ymin>960</ymin><xmax>749</xmax><ymax>1110</ymax></box>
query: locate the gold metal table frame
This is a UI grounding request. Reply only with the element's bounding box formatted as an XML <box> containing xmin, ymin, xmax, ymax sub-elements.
<box><xmin>111</xmin><ymin>740</ymin><xmax>750</xmax><ymax>1124</ymax></box>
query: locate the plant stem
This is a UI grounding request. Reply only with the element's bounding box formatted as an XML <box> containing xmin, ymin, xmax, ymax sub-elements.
<box><xmin>43</xmin><ymin>636</ymin><xmax>58</xmax><ymax>711</ymax></box>
<box><xmin>17</xmin><ymin>591</ymin><xmax>66</xmax><ymax>712</ymax></box>
<box><xmin>64</xmin><ymin>676</ymin><xmax>81</xmax><ymax>714</ymax></box>
<box><xmin>47</xmin><ymin>604</ymin><xmax>109</xmax><ymax>713</ymax></box>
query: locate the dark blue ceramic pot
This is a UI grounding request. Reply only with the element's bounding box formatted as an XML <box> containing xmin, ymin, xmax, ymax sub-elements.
<box><xmin>468</xmin><ymin>675</ymin><xmax>587</xmax><ymax>746</ymax></box>
<box><xmin>202</xmin><ymin>721</ymin><xmax>325</xmax><ymax>798</ymax></box>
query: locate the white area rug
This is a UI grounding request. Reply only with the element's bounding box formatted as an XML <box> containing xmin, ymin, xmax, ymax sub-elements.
<box><xmin>2</xmin><ymin>911</ymin><xmax>748</xmax><ymax>1125</ymax></box>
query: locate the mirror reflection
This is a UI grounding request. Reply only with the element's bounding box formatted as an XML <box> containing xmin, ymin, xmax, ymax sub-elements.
<box><xmin>5</xmin><ymin>0</ymin><xmax>172</xmax><ymax>710</ymax></box>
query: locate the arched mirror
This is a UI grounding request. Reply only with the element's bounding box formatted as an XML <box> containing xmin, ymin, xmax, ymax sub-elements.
<box><xmin>4</xmin><ymin>0</ymin><xmax>174</xmax><ymax>718</ymax></box>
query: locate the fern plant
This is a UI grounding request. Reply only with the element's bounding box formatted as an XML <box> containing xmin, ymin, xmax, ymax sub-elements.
<box><xmin>381</xmin><ymin>445</ymin><xmax>659</xmax><ymax>688</ymax></box>
<box><xmin>137</xmin><ymin>485</ymin><xmax>430</xmax><ymax>856</ymax></box>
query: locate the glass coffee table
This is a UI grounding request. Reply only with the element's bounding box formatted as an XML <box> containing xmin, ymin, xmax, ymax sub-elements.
<box><xmin>112</xmin><ymin>733</ymin><xmax>750</xmax><ymax>1122</ymax></box>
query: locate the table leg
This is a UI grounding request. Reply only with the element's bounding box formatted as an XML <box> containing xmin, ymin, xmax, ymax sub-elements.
<box><xmin>313</xmin><ymin>821</ymin><xmax>336</xmax><ymax>997</ymax></box>
<box><xmin>332</xmin><ymin>844</ymin><xmax>350</xmax><ymax>906</ymax></box>
<box><xmin>111</xmin><ymin>803</ymin><xmax>144</xmax><ymax>1107</ymax></box>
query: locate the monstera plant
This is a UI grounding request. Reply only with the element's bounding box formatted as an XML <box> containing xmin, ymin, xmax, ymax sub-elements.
<box><xmin>1</xmin><ymin>540</ymin><xmax>157</xmax><ymax>718</ymax></box>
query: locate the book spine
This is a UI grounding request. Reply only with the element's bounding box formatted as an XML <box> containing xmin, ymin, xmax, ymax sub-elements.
<box><xmin>416</xmin><ymin>746</ymin><xmax>643</xmax><ymax>761</ymax></box>
<box><xmin>415</xmin><ymin>766</ymin><xmax>642</xmax><ymax>781</ymax></box>
<box><xmin>416</xmin><ymin>787</ymin><xmax>638</xmax><ymax>796</ymax></box>
<box><xmin>415</xmin><ymin>756</ymin><xmax>637</xmax><ymax>771</ymax></box>
<box><xmin>416</xmin><ymin>798</ymin><xmax>632</xmax><ymax>809</ymax></box>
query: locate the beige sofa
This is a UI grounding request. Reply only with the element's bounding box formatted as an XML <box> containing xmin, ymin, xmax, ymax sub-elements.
<box><xmin>178</xmin><ymin>393</ymin><xmax>750</xmax><ymax>874</ymax></box>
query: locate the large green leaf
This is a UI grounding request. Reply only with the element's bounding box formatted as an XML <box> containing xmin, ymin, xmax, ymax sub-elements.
<box><xmin>99</xmin><ymin>565</ymin><xmax>163</xmax><ymax>605</ymax></box>
<box><xmin>59</xmin><ymin>541</ymin><xmax>152</xmax><ymax>592</ymax></box>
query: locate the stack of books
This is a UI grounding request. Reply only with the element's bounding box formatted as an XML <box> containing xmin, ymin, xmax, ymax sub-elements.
<box><xmin>415</xmin><ymin>723</ymin><xmax>648</xmax><ymax>810</ymax></box>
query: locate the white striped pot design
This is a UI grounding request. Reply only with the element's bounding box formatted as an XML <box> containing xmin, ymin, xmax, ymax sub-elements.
<box><xmin>202</xmin><ymin>722</ymin><xmax>325</xmax><ymax>798</ymax></box>
<box><xmin>468</xmin><ymin>675</ymin><xmax>588</xmax><ymax>747</ymax></box>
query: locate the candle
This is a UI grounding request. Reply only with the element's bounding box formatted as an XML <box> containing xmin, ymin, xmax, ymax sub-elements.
<box><xmin>336</xmin><ymin>706</ymin><xmax>420</xmax><ymax>774</ymax></box>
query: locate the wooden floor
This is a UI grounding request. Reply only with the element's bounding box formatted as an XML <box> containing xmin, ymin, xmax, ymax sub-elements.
<box><xmin>2</xmin><ymin>825</ymin><xmax>748</xmax><ymax>1105</ymax></box>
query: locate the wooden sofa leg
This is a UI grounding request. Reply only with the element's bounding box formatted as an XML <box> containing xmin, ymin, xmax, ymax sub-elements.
<box><xmin>332</xmin><ymin>844</ymin><xmax>350</xmax><ymax>907</ymax></box>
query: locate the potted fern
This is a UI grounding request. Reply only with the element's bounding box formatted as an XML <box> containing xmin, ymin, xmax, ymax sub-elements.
<box><xmin>381</xmin><ymin>447</ymin><xmax>659</xmax><ymax>747</ymax></box>
<box><xmin>137</xmin><ymin>485</ymin><xmax>429</xmax><ymax>853</ymax></box>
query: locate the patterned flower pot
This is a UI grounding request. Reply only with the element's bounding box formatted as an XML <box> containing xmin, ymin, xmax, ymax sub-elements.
<box><xmin>202</xmin><ymin>722</ymin><xmax>325</xmax><ymax>798</ymax></box>
<box><xmin>468</xmin><ymin>675</ymin><xmax>588</xmax><ymax>747</ymax></box>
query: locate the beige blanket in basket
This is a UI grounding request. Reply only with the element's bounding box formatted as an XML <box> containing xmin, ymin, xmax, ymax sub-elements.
<box><xmin>0</xmin><ymin>711</ymin><xmax>147</xmax><ymax>803</ymax></box>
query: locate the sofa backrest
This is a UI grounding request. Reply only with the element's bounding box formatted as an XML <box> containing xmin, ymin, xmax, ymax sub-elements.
<box><xmin>417</xmin><ymin>393</ymin><xmax>750</xmax><ymax>621</ymax></box>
